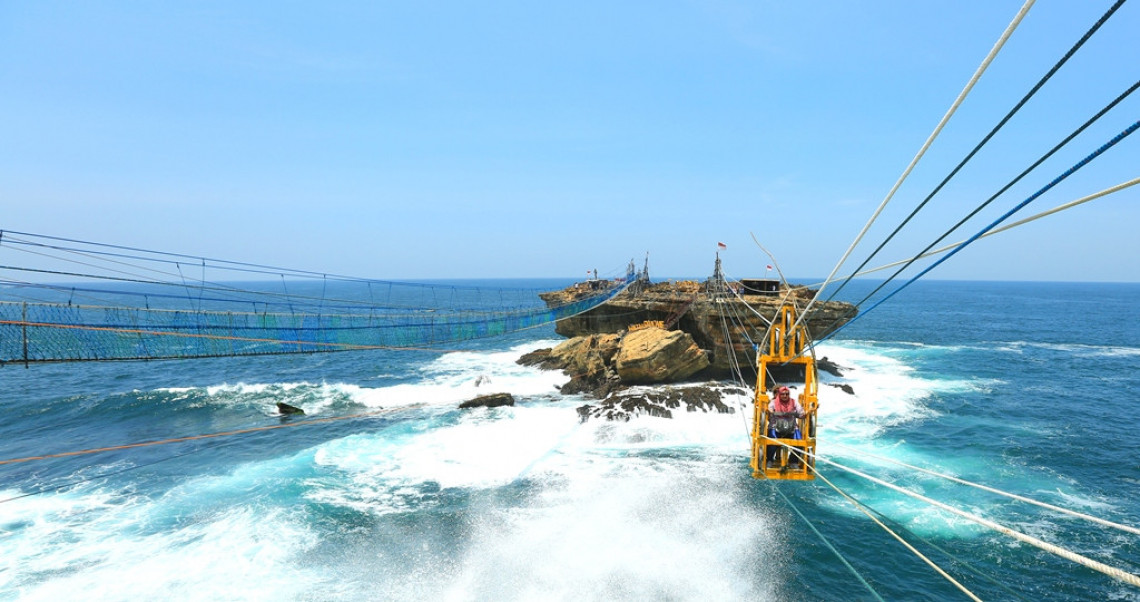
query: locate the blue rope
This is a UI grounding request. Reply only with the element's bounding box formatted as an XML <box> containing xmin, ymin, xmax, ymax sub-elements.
<box><xmin>820</xmin><ymin>119</ymin><xmax>1140</xmax><ymax>344</ymax></box>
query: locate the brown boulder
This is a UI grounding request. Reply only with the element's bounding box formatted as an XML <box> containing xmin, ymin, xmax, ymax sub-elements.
<box><xmin>615</xmin><ymin>327</ymin><xmax>709</xmax><ymax>384</ymax></box>
<box><xmin>549</xmin><ymin>333</ymin><xmax>621</xmax><ymax>375</ymax></box>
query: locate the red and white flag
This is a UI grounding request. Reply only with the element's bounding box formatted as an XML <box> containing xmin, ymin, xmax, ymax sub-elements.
<box><xmin>766</xmin><ymin>264</ymin><xmax>773</xmax><ymax>270</ymax></box>
<box><xmin>717</xmin><ymin>242</ymin><xmax>727</xmax><ymax>249</ymax></box>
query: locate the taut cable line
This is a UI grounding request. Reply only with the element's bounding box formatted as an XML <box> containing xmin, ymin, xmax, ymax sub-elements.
<box><xmin>831</xmin><ymin>442</ymin><xmax>1140</xmax><ymax>536</ymax></box>
<box><xmin>805</xmin><ymin>177</ymin><xmax>1140</xmax><ymax>284</ymax></box>
<box><xmin>761</xmin><ymin>476</ymin><xmax>886</xmax><ymax>602</ymax></box>
<box><xmin>821</xmin><ymin>0</ymin><xmax>1129</xmax><ymax>305</ymax></box>
<box><xmin>796</xmin><ymin>0</ymin><xmax>1035</xmax><ymax>328</ymax></box>
<box><xmin>840</xmin><ymin>77</ymin><xmax>1140</xmax><ymax>313</ymax></box>
<box><xmin>807</xmin><ymin>462</ymin><xmax>984</xmax><ymax>602</ymax></box>
<box><xmin>813</xmin><ymin>454</ymin><xmax>1140</xmax><ymax>588</ymax></box>
<box><xmin>817</xmin><ymin>119</ymin><xmax>1140</xmax><ymax>345</ymax></box>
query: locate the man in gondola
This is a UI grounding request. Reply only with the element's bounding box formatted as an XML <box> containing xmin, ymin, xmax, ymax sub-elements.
<box><xmin>767</xmin><ymin>385</ymin><xmax>805</xmax><ymax>468</ymax></box>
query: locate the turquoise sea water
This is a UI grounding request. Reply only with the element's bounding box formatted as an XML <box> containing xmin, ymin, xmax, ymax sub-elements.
<box><xmin>1</xmin><ymin>279</ymin><xmax>1138</xmax><ymax>601</ymax></box>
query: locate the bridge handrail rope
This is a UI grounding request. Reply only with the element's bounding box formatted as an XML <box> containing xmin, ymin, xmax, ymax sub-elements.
<box><xmin>821</xmin><ymin>0</ymin><xmax>1127</xmax><ymax>306</ymax></box>
<box><xmin>818</xmin><ymin>118</ymin><xmax>1140</xmax><ymax>345</ymax></box>
<box><xmin>1</xmin><ymin>230</ymin><xmax>565</xmax><ymax>290</ymax></box>
<box><xmin>0</xmin><ymin>231</ymin><xmax>617</xmax><ymax>318</ymax></box>
<box><xmin>0</xmin><ymin>280</ymin><xmax>632</xmax><ymax>362</ymax></box>
<box><xmin>796</xmin><ymin>0</ymin><xmax>1035</xmax><ymax>329</ymax></box>
<box><xmin>809</xmin><ymin>451</ymin><xmax>1140</xmax><ymax>588</ymax></box>
<box><xmin>0</xmin><ymin>239</ymin><xmax>389</xmax><ymax>312</ymax></box>
<box><xmin>806</xmin><ymin>461</ymin><xmax>983</xmax><ymax>602</ymax></box>
<box><xmin>0</xmin><ymin>242</ymin><xmax>578</xmax><ymax>313</ymax></box>
<box><xmin>1</xmin><ymin>250</ymin><xmax>637</xmax><ymax>362</ymax></box>
<box><xmin>830</xmin><ymin>442</ymin><xmax>1140</xmax><ymax>536</ymax></box>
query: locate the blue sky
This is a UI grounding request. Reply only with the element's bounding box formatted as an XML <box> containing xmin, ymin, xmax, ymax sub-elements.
<box><xmin>2</xmin><ymin>1</ymin><xmax>1137</xmax><ymax>282</ymax></box>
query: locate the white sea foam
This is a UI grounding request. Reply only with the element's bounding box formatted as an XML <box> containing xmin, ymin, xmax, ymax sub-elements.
<box><xmin>307</xmin><ymin>393</ymin><xmax>780</xmax><ymax>600</ymax></box>
<box><xmin>7</xmin><ymin>505</ymin><xmax>322</xmax><ymax>600</ymax></box>
<box><xmin>815</xmin><ymin>343</ymin><xmax>943</xmax><ymax>440</ymax></box>
<box><xmin>1</xmin><ymin>458</ymin><xmax>330</xmax><ymax>600</ymax></box>
<box><xmin>340</xmin><ymin>340</ymin><xmax>569</xmax><ymax>410</ymax></box>
<box><xmin>440</xmin><ymin>462</ymin><xmax>781</xmax><ymax>602</ymax></box>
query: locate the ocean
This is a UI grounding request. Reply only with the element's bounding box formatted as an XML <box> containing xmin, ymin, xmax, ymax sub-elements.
<box><xmin>1</xmin><ymin>279</ymin><xmax>1138</xmax><ymax>601</ymax></box>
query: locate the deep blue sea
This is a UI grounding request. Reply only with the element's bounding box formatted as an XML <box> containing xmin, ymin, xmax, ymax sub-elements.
<box><xmin>2</xmin><ymin>279</ymin><xmax>1138</xmax><ymax>601</ymax></box>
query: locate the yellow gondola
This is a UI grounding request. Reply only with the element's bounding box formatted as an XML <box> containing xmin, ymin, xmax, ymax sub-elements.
<box><xmin>751</xmin><ymin>303</ymin><xmax>817</xmax><ymax>480</ymax></box>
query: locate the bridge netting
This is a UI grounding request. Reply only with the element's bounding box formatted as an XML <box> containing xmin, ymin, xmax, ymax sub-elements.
<box><xmin>0</xmin><ymin>289</ymin><xmax>624</xmax><ymax>363</ymax></box>
<box><xmin>0</xmin><ymin>230</ymin><xmax>637</xmax><ymax>364</ymax></box>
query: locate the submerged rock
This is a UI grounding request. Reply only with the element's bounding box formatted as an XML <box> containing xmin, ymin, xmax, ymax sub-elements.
<box><xmin>276</xmin><ymin>402</ymin><xmax>305</xmax><ymax>415</ymax></box>
<box><xmin>576</xmin><ymin>385</ymin><xmax>736</xmax><ymax>422</ymax></box>
<box><xmin>459</xmin><ymin>392</ymin><xmax>515</xmax><ymax>409</ymax></box>
<box><xmin>818</xmin><ymin>356</ymin><xmax>844</xmax><ymax>377</ymax></box>
<box><xmin>829</xmin><ymin>383</ymin><xmax>855</xmax><ymax>395</ymax></box>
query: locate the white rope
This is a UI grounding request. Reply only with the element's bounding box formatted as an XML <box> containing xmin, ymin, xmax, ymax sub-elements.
<box><xmin>810</xmin><ymin>465</ymin><xmax>983</xmax><ymax>602</ymax></box>
<box><xmin>796</xmin><ymin>0</ymin><xmax>1036</xmax><ymax>326</ymax></box>
<box><xmin>814</xmin><ymin>454</ymin><xmax>1140</xmax><ymax>588</ymax></box>
<box><xmin>832</xmin><ymin>442</ymin><xmax>1140</xmax><ymax>536</ymax></box>
<box><xmin>807</xmin><ymin>177</ymin><xmax>1140</xmax><ymax>284</ymax></box>
<box><xmin>748</xmin><ymin>233</ymin><xmax>789</xmax><ymax>287</ymax></box>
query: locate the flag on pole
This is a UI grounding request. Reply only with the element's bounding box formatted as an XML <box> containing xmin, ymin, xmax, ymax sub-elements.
<box><xmin>766</xmin><ymin>264</ymin><xmax>772</xmax><ymax>270</ymax></box>
<box><xmin>717</xmin><ymin>242</ymin><xmax>727</xmax><ymax>249</ymax></box>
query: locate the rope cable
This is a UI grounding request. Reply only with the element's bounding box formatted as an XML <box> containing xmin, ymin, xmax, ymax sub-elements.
<box><xmin>817</xmin><ymin>119</ymin><xmax>1140</xmax><ymax>345</ymax></box>
<box><xmin>841</xmin><ymin>77</ymin><xmax>1140</xmax><ymax>312</ymax></box>
<box><xmin>808</xmin><ymin>463</ymin><xmax>984</xmax><ymax>601</ymax></box>
<box><xmin>0</xmin><ymin>436</ymin><xmax>244</xmax><ymax>505</ymax></box>
<box><xmin>831</xmin><ymin>442</ymin><xmax>1140</xmax><ymax>536</ymax></box>
<box><xmin>763</xmin><ymin>478</ymin><xmax>886</xmax><ymax>602</ymax></box>
<box><xmin>801</xmin><ymin>450</ymin><xmax>1033</xmax><ymax>601</ymax></box>
<box><xmin>0</xmin><ymin>405</ymin><xmax>425</xmax><ymax>467</ymax></box>
<box><xmin>813</xmin><ymin>454</ymin><xmax>1140</xmax><ymax>587</ymax></box>
<box><xmin>803</xmin><ymin>177</ymin><xmax>1140</xmax><ymax>285</ymax></box>
<box><xmin>859</xmin><ymin>503</ymin><xmax>1035</xmax><ymax>602</ymax></box>
<box><xmin>823</xmin><ymin>0</ymin><xmax>1128</xmax><ymax>304</ymax></box>
<box><xmin>796</xmin><ymin>0</ymin><xmax>1035</xmax><ymax>326</ymax></box>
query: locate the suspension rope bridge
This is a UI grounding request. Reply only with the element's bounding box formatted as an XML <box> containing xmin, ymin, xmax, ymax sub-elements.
<box><xmin>0</xmin><ymin>230</ymin><xmax>640</xmax><ymax>364</ymax></box>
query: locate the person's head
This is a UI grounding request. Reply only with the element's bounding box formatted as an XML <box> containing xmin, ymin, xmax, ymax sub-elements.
<box><xmin>777</xmin><ymin>386</ymin><xmax>790</xmax><ymax>399</ymax></box>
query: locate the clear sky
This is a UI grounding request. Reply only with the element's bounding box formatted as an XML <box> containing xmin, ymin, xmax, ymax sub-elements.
<box><xmin>2</xmin><ymin>1</ymin><xmax>1137</xmax><ymax>283</ymax></box>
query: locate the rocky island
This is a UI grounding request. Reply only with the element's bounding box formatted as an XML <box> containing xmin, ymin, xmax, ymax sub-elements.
<box><xmin>510</xmin><ymin>268</ymin><xmax>857</xmax><ymax>421</ymax></box>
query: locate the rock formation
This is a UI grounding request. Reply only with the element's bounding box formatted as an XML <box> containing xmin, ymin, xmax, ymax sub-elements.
<box><xmin>614</xmin><ymin>327</ymin><xmax>709</xmax><ymax>384</ymax></box>
<box><xmin>459</xmin><ymin>392</ymin><xmax>516</xmax><ymax>409</ymax></box>
<box><xmin>276</xmin><ymin>402</ymin><xmax>305</xmax><ymax>415</ymax></box>
<box><xmin>522</xmin><ymin>273</ymin><xmax>857</xmax><ymax>421</ymax></box>
<box><xmin>576</xmin><ymin>385</ymin><xmax>743</xmax><ymax>422</ymax></box>
<box><xmin>519</xmin><ymin>327</ymin><xmax>710</xmax><ymax>398</ymax></box>
<box><xmin>539</xmin><ymin>277</ymin><xmax>856</xmax><ymax>376</ymax></box>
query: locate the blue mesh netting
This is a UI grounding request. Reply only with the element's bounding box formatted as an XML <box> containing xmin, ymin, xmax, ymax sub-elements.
<box><xmin>0</xmin><ymin>278</ymin><xmax>630</xmax><ymax>363</ymax></box>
